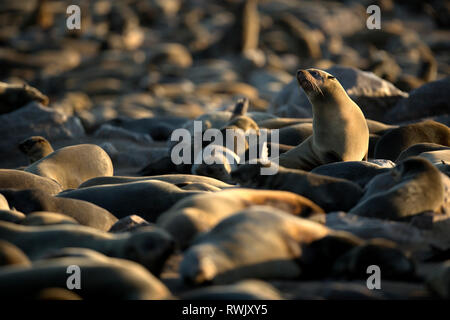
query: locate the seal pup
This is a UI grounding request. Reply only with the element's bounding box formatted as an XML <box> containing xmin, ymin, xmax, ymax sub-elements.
<box><xmin>275</xmin><ymin>68</ymin><xmax>369</xmax><ymax>170</ymax></box>
<box><xmin>157</xmin><ymin>188</ymin><xmax>324</xmax><ymax>247</ymax></box>
<box><xmin>18</xmin><ymin>136</ymin><xmax>54</xmax><ymax>164</ymax></box>
<box><xmin>349</xmin><ymin>157</ymin><xmax>444</xmax><ymax>219</ymax></box>
<box><xmin>24</xmin><ymin>144</ymin><xmax>114</xmax><ymax>189</ymax></box>
<box><xmin>231</xmin><ymin>161</ymin><xmax>363</xmax><ymax>212</ymax></box>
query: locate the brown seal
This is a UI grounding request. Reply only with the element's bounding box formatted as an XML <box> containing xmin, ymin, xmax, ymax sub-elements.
<box><xmin>275</xmin><ymin>68</ymin><xmax>369</xmax><ymax>170</ymax></box>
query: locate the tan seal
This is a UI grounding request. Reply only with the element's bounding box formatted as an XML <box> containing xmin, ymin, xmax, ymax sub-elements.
<box><xmin>179</xmin><ymin>206</ymin><xmax>331</xmax><ymax>284</ymax></box>
<box><xmin>24</xmin><ymin>144</ymin><xmax>114</xmax><ymax>189</ymax></box>
<box><xmin>157</xmin><ymin>188</ymin><xmax>324</xmax><ymax>247</ymax></box>
<box><xmin>276</xmin><ymin>68</ymin><xmax>369</xmax><ymax>170</ymax></box>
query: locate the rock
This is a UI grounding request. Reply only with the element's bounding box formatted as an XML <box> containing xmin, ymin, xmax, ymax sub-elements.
<box><xmin>93</xmin><ymin>124</ymin><xmax>153</xmax><ymax>144</ymax></box>
<box><xmin>426</xmin><ymin>261</ymin><xmax>450</xmax><ymax>298</ymax></box>
<box><xmin>0</xmin><ymin>102</ymin><xmax>84</xmax><ymax>167</ymax></box>
<box><xmin>0</xmin><ymin>82</ymin><xmax>48</xmax><ymax>114</ymax></box>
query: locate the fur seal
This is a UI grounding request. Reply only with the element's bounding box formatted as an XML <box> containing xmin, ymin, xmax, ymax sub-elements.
<box><xmin>311</xmin><ymin>161</ymin><xmax>390</xmax><ymax>187</ymax></box>
<box><xmin>275</xmin><ymin>68</ymin><xmax>369</xmax><ymax>170</ymax></box>
<box><xmin>0</xmin><ymin>169</ymin><xmax>62</xmax><ymax>195</ymax></box>
<box><xmin>20</xmin><ymin>211</ymin><xmax>79</xmax><ymax>226</ymax></box>
<box><xmin>0</xmin><ymin>81</ymin><xmax>49</xmax><ymax>114</ymax></box>
<box><xmin>396</xmin><ymin>143</ymin><xmax>450</xmax><ymax>163</ymax></box>
<box><xmin>78</xmin><ymin>174</ymin><xmax>233</xmax><ymax>189</ymax></box>
<box><xmin>35</xmin><ymin>288</ymin><xmax>82</xmax><ymax>300</ymax></box>
<box><xmin>157</xmin><ymin>188</ymin><xmax>324</xmax><ymax>247</ymax></box>
<box><xmin>180</xmin><ymin>206</ymin><xmax>330</xmax><ymax>284</ymax></box>
<box><xmin>180</xmin><ymin>280</ymin><xmax>283</xmax><ymax>300</ymax></box>
<box><xmin>0</xmin><ymin>209</ymin><xmax>26</xmax><ymax>223</ymax></box>
<box><xmin>0</xmin><ymin>240</ymin><xmax>31</xmax><ymax>267</ymax></box>
<box><xmin>231</xmin><ymin>161</ymin><xmax>363</xmax><ymax>212</ymax></box>
<box><xmin>257</xmin><ymin>118</ymin><xmax>313</xmax><ymax>129</ymax></box>
<box><xmin>57</xmin><ymin>180</ymin><xmax>205</xmax><ymax>221</ymax></box>
<box><xmin>109</xmin><ymin>215</ymin><xmax>151</xmax><ymax>233</ymax></box>
<box><xmin>349</xmin><ymin>157</ymin><xmax>444</xmax><ymax>219</ymax></box>
<box><xmin>331</xmin><ymin>239</ymin><xmax>415</xmax><ymax>281</ymax></box>
<box><xmin>0</xmin><ymin>188</ymin><xmax>117</xmax><ymax>231</ymax></box>
<box><xmin>0</xmin><ymin>256</ymin><xmax>171</xmax><ymax>299</ymax></box>
<box><xmin>0</xmin><ymin>221</ymin><xmax>174</xmax><ymax>275</ymax></box>
<box><xmin>374</xmin><ymin>120</ymin><xmax>450</xmax><ymax>161</ymax></box>
<box><xmin>278</xmin><ymin>122</ymin><xmax>313</xmax><ymax>146</ymax></box>
<box><xmin>0</xmin><ymin>193</ymin><xmax>8</xmax><ymax>210</ymax></box>
<box><xmin>24</xmin><ymin>144</ymin><xmax>114</xmax><ymax>189</ymax></box>
<box><xmin>18</xmin><ymin>136</ymin><xmax>54</xmax><ymax>164</ymax></box>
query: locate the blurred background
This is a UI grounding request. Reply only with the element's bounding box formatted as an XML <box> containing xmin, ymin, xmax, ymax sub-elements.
<box><xmin>0</xmin><ymin>0</ymin><xmax>448</xmax><ymax>170</ymax></box>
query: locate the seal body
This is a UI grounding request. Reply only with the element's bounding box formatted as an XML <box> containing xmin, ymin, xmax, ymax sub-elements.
<box><xmin>24</xmin><ymin>144</ymin><xmax>114</xmax><ymax>189</ymax></box>
<box><xmin>18</xmin><ymin>136</ymin><xmax>54</xmax><ymax>164</ymax></box>
<box><xmin>375</xmin><ymin>121</ymin><xmax>450</xmax><ymax>161</ymax></box>
<box><xmin>276</xmin><ymin>69</ymin><xmax>369</xmax><ymax>171</ymax></box>
<box><xmin>349</xmin><ymin>157</ymin><xmax>444</xmax><ymax>219</ymax></box>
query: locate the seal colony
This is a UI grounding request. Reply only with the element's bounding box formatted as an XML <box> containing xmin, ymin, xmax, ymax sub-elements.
<box><xmin>1</xmin><ymin>66</ymin><xmax>449</xmax><ymax>300</ymax></box>
<box><xmin>1</xmin><ymin>0</ymin><xmax>450</xmax><ymax>301</ymax></box>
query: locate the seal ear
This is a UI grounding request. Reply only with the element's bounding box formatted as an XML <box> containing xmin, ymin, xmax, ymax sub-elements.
<box><xmin>327</xmin><ymin>75</ymin><xmax>336</xmax><ymax>79</ymax></box>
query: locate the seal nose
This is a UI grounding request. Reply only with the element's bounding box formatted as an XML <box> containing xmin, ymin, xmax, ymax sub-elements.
<box><xmin>296</xmin><ymin>69</ymin><xmax>307</xmax><ymax>81</ymax></box>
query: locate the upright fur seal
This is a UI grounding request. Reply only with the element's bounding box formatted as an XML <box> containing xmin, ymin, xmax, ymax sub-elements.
<box><xmin>275</xmin><ymin>69</ymin><xmax>369</xmax><ymax>170</ymax></box>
